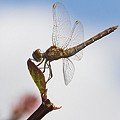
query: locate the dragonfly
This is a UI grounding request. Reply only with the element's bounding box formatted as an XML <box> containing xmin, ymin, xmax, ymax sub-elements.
<box><xmin>32</xmin><ymin>2</ymin><xmax>118</xmax><ymax>85</ymax></box>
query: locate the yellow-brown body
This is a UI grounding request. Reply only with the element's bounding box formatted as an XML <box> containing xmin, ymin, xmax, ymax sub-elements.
<box><xmin>42</xmin><ymin>46</ymin><xmax>66</xmax><ymax>61</ymax></box>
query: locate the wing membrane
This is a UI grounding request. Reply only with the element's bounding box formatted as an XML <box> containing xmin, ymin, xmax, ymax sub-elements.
<box><xmin>52</xmin><ymin>2</ymin><xmax>71</xmax><ymax>47</ymax></box>
<box><xmin>63</xmin><ymin>58</ymin><xmax>75</xmax><ymax>85</ymax></box>
<box><xmin>63</xmin><ymin>20</ymin><xmax>84</xmax><ymax>60</ymax></box>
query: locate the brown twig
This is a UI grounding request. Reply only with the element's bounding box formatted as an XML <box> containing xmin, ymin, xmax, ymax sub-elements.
<box><xmin>27</xmin><ymin>98</ymin><xmax>54</xmax><ymax>120</ymax></box>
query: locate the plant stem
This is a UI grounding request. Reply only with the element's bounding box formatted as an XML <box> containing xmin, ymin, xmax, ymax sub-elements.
<box><xmin>27</xmin><ymin>99</ymin><xmax>54</xmax><ymax>120</ymax></box>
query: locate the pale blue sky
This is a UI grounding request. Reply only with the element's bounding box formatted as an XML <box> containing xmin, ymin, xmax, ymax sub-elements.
<box><xmin>0</xmin><ymin>0</ymin><xmax>120</xmax><ymax>120</ymax></box>
<box><xmin>0</xmin><ymin>0</ymin><xmax>119</xmax><ymax>23</ymax></box>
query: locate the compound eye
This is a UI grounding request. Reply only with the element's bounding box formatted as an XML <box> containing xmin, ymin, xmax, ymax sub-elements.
<box><xmin>32</xmin><ymin>49</ymin><xmax>42</xmax><ymax>62</ymax></box>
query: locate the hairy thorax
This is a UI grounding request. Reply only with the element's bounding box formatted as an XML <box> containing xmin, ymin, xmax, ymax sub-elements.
<box><xmin>44</xmin><ymin>46</ymin><xmax>66</xmax><ymax>61</ymax></box>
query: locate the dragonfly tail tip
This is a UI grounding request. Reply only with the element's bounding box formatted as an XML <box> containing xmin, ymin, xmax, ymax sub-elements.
<box><xmin>114</xmin><ymin>25</ymin><xmax>119</xmax><ymax>29</ymax></box>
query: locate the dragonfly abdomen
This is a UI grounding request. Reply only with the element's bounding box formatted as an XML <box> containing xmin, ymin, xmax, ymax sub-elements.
<box><xmin>82</xmin><ymin>25</ymin><xmax>118</xmax><ymax>48</ymax></box>
<box><xmin>64</xmin><ymin>25</ymin><xmax>118</xmax><ymax>57</ymax></box>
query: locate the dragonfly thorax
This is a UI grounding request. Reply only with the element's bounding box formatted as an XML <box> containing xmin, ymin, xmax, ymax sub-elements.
<box><xmin>45</xmin><ymin>46</ymin><xmax>65</xmax><ymax>61</ymax></box>
<box><xmin>32</xmin><ymin>49</ymin><xmax>43</xmax><ymax>62</ymax></box>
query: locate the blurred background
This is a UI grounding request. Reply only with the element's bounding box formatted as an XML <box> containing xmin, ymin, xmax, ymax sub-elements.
<box><xmin>0</xmin><ymin>0</ymin><xmax>120</xmax><ymax>119</ymax></box>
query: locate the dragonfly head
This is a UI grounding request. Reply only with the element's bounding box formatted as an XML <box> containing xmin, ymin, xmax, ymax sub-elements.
<box><xmin>32</xmin><ymin>49</ymin><xmax>43</xmax><ymax>62</ymax></box>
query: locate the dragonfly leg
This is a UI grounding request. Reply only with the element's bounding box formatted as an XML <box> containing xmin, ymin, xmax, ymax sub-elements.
<box><xmin>46</xmin><ymin>61</ymin><xmax>53</xmax><ymax>83</ymax></box>
<box><xmin>43</xmin><ymin>60</ymin><xmax>47</xmax><ymax>73</ymax></box>
<box><xmin>37</xmin><ymin>59</ymin><xmax>49</xmax><ymax>69</ymax></box>
<box><xmin>37</xmin><ymin>58</ymin><xmax>44</xmax><ymax>66</ymax></box>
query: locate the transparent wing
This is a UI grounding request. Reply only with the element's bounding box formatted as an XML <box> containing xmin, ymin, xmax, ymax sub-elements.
<box><xmin>52</xmin><ymin>2</ymin><xmax>71</xmax><ymax>47</ymax></box>
<box><xmin>63</xmin><ymin>58</ymin><xmax>75</xmax><ymax>85</ymax></box>
<box><xmin>70</xmin><ymin>51</ymin><xmax>83</xmax><ymax>61</ymax></box>
<box><xmin>63</xmin><ymin>20</ymin><xmax>84</xmax><ymax>61</ymax></box>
